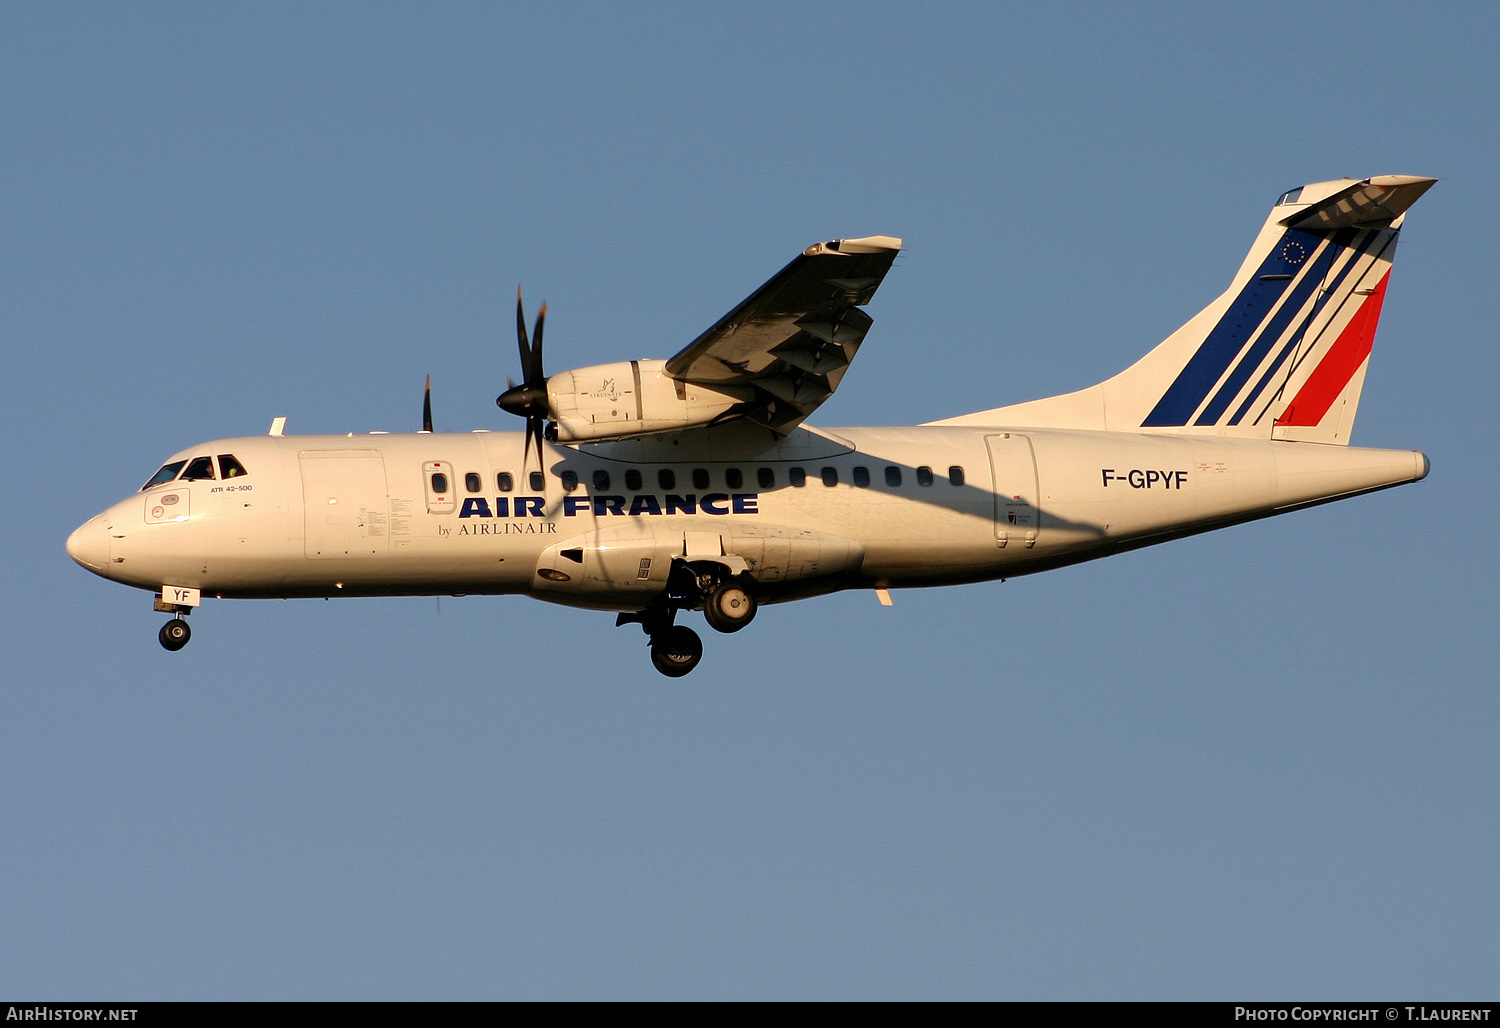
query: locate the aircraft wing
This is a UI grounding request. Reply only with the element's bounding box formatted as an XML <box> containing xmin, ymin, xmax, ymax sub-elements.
<box><xmin>664</xmin><ymin>235</ymin><xmax>902</xmax><ymax>432</ymax></box>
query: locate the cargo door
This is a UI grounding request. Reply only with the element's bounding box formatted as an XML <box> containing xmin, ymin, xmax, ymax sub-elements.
<box><xmin>300</xmin><ymin>451</ymin><xmax>390</xmax><ymax>558</ymax></box>
<box><xmin>985</xmin><ymin>433</ymin><xmax>1039</xmax><ymax>548</ymax></box>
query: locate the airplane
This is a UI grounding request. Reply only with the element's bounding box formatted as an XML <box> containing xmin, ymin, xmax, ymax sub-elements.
<box><xmin>67</xmin><ymin>174</ymin><xmax>1435</xmax><ymax>677</ymax></box>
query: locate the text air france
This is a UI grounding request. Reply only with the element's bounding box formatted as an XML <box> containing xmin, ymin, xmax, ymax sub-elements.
<box><xmin>458</xmin><ymin>493</ymin><xmax>760</xmax><ymax>518</ymax></box>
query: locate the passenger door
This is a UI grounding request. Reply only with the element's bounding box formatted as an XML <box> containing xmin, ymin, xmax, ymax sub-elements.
<box><xmin>985</xmin><ymin>434</ymin><xmax>1039</xmax><ymax>548</ymax></box>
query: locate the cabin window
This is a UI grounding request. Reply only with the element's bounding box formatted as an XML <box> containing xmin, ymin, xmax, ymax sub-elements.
<box><xmin>852</xmin><ymin>466</ymin><xmax>870</xmax><ymax>488</ymax></box>
<box><xmin>949</xmin><ymin>466</ymin><xmax>965</xmax><ymax>486</ymax></box>
<box><xmin>529</xmin><ymin>471</ymin><xmax>545</xmax><ymax>491</ymax></box>
<box><xmin>757</xmin><ymin>467</ymin><xmax>775</xmax><ymax>489</ymax></box>
<box><xmin>658</xmin><ymin>469</ymin><xmax>676</xmax><ymax>490</ymax></box>
<box><xmin>821</xmin><ymin>467</ymin><xmax>839</xmax><ymax>487</ymax></box>
<box><xmin>725</xmin><ymin>468</ymin><xmax>743</xmax><ymax>489</ymax></box>
<box><xmin>218</xmin><ymin>454</ymin><xmax>248</xmax><ymax>479</ymax></box>
<box><xmin>497</xmin><ymin>472</ymin><xmax>514</xmax><ymax>492</ymax></box>
<box><xmin>142</xmin><ymin>460</ymin><xmax>187</xmax><ymax>490</ymax></box>
<box><xmin>917</xmin><ymin>466</ymin><xmax>934</xmax><ymax>487</ymax></box>
<box><xmin>465</xmin><ymin>472</ymin><xmax>482</xmax><ymax>493</ymax></box>
<box><xmin>885</xmin><ymin>466</ymin><xmax>901</xmax><ymax>487</ymax></box>
<box><xmin>183</xmin><ymin>456</ymin><xmax>216</xmax><ymax>481</ymax></box>
<box><xmin>431</xmin><ymin>472</ymin><xmax>449</xmax><ymax>493</ymax></box>
<box><xmin>789</xmin><ymin>467</ymin><xmax>806</xmax><ymax>487</ymax></box>
<box><xmin>593</xmin><ymin>469</ymin><xmax>611</xmax><ymax>490</ymax></box>
<box><xmin>561</xmin><ymin>470</ymin><xmax>579</xmax><ymax>491</ymax></box>
<box><xmin>625</xmin><ymin>469</ymin><xmax>642</xmax><ymax>490</ymax></box>
<box><xmin>692</xmin><ymin>468</ymin><xmax>710</xmax><ymax>490</ymax></box>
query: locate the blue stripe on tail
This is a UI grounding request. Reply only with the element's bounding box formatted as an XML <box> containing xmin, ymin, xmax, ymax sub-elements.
<box><xmin>1227</xmin><ymin>229</ymin><xmax>1385</xmax><ymax>426</ymax></box>
<box><xmin>1192</xmin><ymin>229</ymin><xmax>1357</xmax><ymax>425</ymax></box>
<box><xmin>1141</xmin><ymin>229</ymin><xmax>1326</xmax><ymax>427</ymax></box>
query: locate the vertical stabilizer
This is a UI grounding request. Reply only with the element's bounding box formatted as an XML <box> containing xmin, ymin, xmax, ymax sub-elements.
<box><xmin>933</xmin><ymin>175</ymin><xmax>1435</xmax><ymax>444</ymax></box>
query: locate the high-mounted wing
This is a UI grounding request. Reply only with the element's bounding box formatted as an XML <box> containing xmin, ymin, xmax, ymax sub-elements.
<box><xmin>664</xmin><ymin>235</ymin><xmax>902</xmax><ymax>432</ymax></box>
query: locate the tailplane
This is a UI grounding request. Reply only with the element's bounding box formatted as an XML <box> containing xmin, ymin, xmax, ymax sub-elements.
<box><xmin>934</xmin><ymin>175</ymin><xmax>1435</xmax><ymax>443</ymax></box>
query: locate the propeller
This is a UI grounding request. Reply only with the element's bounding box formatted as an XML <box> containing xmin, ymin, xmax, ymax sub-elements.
<box><xmin>421</xmin><ymin>374</ymin><xmax>433</xmax><ymax>433</ymax></box>
<box><xmin>497</xmin><ymin>287</ymin><xmax>550</xmax><ymax>468</ymax></box>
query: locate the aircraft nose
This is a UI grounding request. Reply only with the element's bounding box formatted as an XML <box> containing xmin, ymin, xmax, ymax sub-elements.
<box><xmin>66</xmin><ymin>517</ymin><xmax>109</xmax><ymax>572</ymax></box>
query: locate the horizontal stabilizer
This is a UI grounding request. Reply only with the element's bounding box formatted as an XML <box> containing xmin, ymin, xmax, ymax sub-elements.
<box><xmin>1280</xmin><ymin>175</ymin><xmax>1435</xmax><ymax>232</ymax></box>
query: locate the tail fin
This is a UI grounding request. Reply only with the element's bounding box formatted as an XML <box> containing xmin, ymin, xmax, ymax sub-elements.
<box><xmin>934</xmin><ymin>175</ymin><xmax>1435</xmax><ymax>444</ymax></box>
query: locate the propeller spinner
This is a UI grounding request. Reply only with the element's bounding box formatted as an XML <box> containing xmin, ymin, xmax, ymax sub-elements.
<box><xmin>497</xmin><ymin>288</ymin><xmax>550</xmax><ymax>467</ymax></box>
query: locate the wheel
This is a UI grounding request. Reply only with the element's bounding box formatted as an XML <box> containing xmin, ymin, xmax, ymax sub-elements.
<box><xmin>702</xmin><ymin>580</ymin><xmax>757</xmax><ymax>634</ymax></box>
<box><xmin>158</xmin><ymin>618</ymin><xmax>191</xmax><ymax>651</ymax></box>
<box><xmin>650</xmin><ymin>625</ymin><xmax>703</xmax><ymax>677</ymax></box>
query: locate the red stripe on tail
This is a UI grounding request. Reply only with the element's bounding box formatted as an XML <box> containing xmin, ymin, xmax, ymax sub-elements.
<box><xmin>1276</xmin><ymin>270</ymin><xmax>1391</xmax><ymax>427</ymax></box>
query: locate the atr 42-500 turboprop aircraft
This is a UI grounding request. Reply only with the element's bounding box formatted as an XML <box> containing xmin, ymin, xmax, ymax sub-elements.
<box><xmin>69</xmin><ymin>175</ymin><xmax>1434</xmax><ymax>676</ymax></box>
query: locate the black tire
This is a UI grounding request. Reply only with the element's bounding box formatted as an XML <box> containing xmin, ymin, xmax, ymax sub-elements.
<box><xmin>650</xmin><ymin>625</ymin><xmax>703</xmax><ymax>677</ymax></box>
<box><xmin>703</xmin><ymin>580</ymin><xmax>757</xmax><ymax>634</ymax></box>
<box><xmin>158</xmin><ymin>618</ymin><xmax>191</xmax><ymax>651</ymax></box>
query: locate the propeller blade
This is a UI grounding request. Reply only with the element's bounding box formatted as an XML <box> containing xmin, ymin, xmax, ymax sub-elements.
<box><xmin>502</xmin><ymin>287</ymin><xmax>552</xmax><ymax>469</ymax></box>
<box><xmin>530</xmin><ymin>303</ymin><xmax>546</xmax><ymax>386</ymax></box>
<box><xmin>422</xmin><ymin>374</ymin><xmax>433</xmax><ymax>433</ymax></box>
<box><xmin>523</xmin><ymin>416</ymin><xmax>541</xmax><ymax>472</ymax></box>
<box><xmin>515</xmin><ymin>286</ymin><xmax>531</xmax><ymax>376</ymax></box>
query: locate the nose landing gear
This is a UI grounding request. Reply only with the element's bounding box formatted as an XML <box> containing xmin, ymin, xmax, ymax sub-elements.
<box><xmin>153</xmin><ymin>591</ymin><xmax>196</xmax><ymax>652</ymax></box>
<box><xmin>158</xmin><ymin>618</ymin><xmax>191</xmax><ymax>651</ymax></box>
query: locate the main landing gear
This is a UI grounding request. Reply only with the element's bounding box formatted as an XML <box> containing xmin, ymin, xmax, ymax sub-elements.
<box><xmin>703</xmin><ymin>579</ymin><xmax>757</xmax><ymax>634</ymax></box>
<box><xmin>618</xmin><ymin>563</ymin><xmax>761</xmax><ymax>677</ymax></box>
<box><xmin>651</xmin><ymin>625</ymin><xmax>703</xmax><ymax>678</ymax></box>
<box><xmin>618</xmin><ymin>607</ymin><xmax>703</xmax><ymax>677</ymax></box>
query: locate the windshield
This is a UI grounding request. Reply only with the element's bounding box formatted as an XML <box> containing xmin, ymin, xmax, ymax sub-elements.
<box><xmin>182</xmin><ymin>455</ymin><xmax>216</xmax><ymax>481</ymax></box>
<box><xmin>142</xmin><ymin>460</ymin><xmax>187</xmax><ymax>491</ymax></box>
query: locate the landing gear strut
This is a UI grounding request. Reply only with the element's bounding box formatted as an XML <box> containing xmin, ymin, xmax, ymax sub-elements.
<box><xmin>617</xmin><ymin>606</ymin><xmax>703</xmax><ymax>677</ymax></box>
<box><xmin>158</xmin><ymin>618</ymin><xmax>191</xmax><ymax>651</ymax></box>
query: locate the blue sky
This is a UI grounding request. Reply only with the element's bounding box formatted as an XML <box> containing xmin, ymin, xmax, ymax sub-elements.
<box><xmin>4</xmin><ymin>1</ymin><xmax>1497</xmax><ymax>999</ymax></box>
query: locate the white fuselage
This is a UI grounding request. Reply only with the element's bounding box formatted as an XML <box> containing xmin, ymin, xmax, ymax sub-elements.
<box><xmin>68</xmin><ymin>422</ymin><xmax>1427</xmax><ymax>609</ymax></box>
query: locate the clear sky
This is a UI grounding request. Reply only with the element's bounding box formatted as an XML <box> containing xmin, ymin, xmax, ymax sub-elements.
<box><xmin>4</xmin><ymin>1</ymin><xmax>1497</xmax><ymax>1000</ymax></box>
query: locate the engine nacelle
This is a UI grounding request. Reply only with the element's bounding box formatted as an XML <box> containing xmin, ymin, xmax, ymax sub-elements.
<box><xmin>547</xmin><ymin>359</ymin><xmax>744</xmax><ymax>443</ymax></box>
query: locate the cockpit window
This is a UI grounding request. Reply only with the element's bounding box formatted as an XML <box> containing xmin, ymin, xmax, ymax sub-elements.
<box><xmin>182</xmin><ymin>456</ymin><xmax>216</xmax><ymax>481</ymax></box>
<box><xmin>218</xmin><ymin>454</ymin><xmax>248</xmax><ymax>479</ymax></box>
<box><xmin>142</xmin><ymin>460</ymin><xmax>187</xmax><ymax>490</ymax></box>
